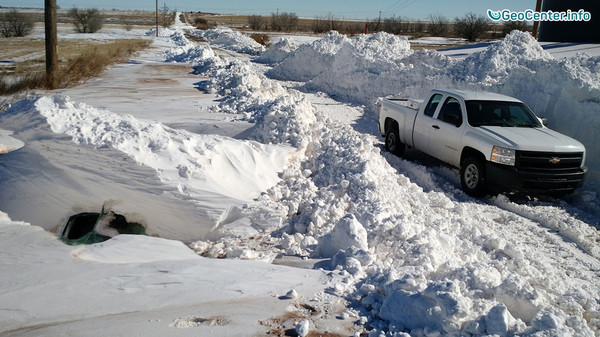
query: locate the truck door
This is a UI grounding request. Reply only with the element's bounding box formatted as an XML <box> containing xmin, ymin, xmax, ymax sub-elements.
<box><xmin>412</xmin><ymin>93</ymin><xmax>443</xmax><ymax>152</ymax></box>
<box><xmin>427</xmin><ymin>96</ymin><xmax>465</xmax><ymax>167</ymax></box>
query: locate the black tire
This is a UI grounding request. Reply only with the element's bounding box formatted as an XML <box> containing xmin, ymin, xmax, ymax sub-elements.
<box><xmin>385</xmin><ymin>124</ymin><xmax>405</xmax><ymax>156</ymax></box>
<box><xmin>460</xmin><ymin>156</ymin><xmax>487</xmax><ymax>197</ymax></box>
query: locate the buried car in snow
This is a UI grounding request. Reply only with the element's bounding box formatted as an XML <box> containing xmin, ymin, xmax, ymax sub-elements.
<box><xmin>379</xmin><ymin>89</ymin><xmax>587</xmax><ymax>196</ymax></box>
<box><xmin>60</xmin><ymin>206</ymin><xmax>147</xmax><ymax>245</ymax></box>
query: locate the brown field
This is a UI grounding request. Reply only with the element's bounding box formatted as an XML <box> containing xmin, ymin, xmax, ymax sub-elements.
<box><xmin>0</xmin><ymin>8</ymin><xmax>158</xmax><ymax>26</ymax></box>
<box><xmin>0</xmin><ymin>37</ymin><xmax>150</xmax><ymax>94</ymax></box>
<box><xmin>0</xmin><ymin>9</ymin><xmax>160</xmax><ymax>95</ymax></box>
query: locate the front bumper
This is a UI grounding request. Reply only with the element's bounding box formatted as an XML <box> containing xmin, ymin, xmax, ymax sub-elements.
<box><xmin>485</xmin><ymin>162</ymin><xmax>587</xmax><ymax>193</ymax></box>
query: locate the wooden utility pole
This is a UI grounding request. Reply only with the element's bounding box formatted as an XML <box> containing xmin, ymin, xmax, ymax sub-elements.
<box><xmin>155</xmin><ymin>0</ymin><xmax>159</xmax><ymax>37</ymax></box>
<box><xmin>532</xmin><ymin>0</ymin><xmax>543</xmax><ymax>39</ymax></box>
<box><xmin>44</xmin><ymin>0</ymin><xmax>58</xmax><ymax>89</ymax></box>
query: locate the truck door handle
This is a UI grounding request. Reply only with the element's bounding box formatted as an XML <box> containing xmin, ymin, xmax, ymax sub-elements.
<box><xmin>432</xmin><ymin>125</ymin><xmax>440</xmax><ymax>129</ymax></box>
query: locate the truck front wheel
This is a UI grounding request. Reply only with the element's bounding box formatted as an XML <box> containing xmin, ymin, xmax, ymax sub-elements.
<box><xmin>460</xmin><ymin>157</ymin><xmax>487</xmax><ymax>197</ymax></box>
<box><xmin>385</xmin><ymin>125</ymin><xmax>405</xmax><ymax>156</ymax></box>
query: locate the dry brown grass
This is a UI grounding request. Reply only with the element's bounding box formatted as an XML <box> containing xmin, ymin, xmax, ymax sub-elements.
<box><xmin>0</xmin><ymin>38</ymin><xmax>150</xmax><ymax>94</ymax></box>
<box><xmin>59</xmin><ymin>39</ymin><xmax>150</xmax><ymax>87</ymax></box>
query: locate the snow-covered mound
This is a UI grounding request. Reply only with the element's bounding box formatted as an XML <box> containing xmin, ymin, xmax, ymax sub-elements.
<box><xmin>187</xmin><ymin>27</ymin><xmax>265</xmax><ymax>55</ymax></box>
<box><xmin>449</xmin><ymin>31</ymin><xmax>554</xmax><ymax>84</ymax></box>
<box><xmin>267</xmin><ymin>31</ymin><xmax>349</xmax><ymax>81</ymax></box>
<box><xmin>35</xmin><ymin>94</ymin><xmax>292</xmax><ymax>204</ymax></box>
<box><xmin>165</xmin><ymin>42</ymin><xmax>220</xmax><ymax>64</ymax></box>
<box><xmin>307</xmin><ymin>32</ymin><xmax>454</xmax><ymax>104</ymax></box>
<box><xmin>255</xmin><ymin>37</ymin><xmax>299</xmax><ymax>65</ymax></box>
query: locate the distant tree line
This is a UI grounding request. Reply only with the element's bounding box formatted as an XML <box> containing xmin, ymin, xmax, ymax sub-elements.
<box><xmin>248</xmin><ymin>12</ymin><xmax>300</xmax><ymax>32</ymax></box>
<box><xmin>246</xmin><ymin>11</ymin><xmax>531</xmax><ymax>42</ymax></box>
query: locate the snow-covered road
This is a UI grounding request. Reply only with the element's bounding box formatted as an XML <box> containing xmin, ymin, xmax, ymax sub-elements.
<box><xmin>1</xmin><ymin>15</ymin><xmax>599</xmax><ymax>337</ymax></box>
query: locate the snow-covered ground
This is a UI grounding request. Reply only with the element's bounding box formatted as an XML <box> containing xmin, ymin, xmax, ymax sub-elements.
<box><xmin>1</xmin><ymin>15</ymin><xmax>600</xmax><ymax>337</ymax></box>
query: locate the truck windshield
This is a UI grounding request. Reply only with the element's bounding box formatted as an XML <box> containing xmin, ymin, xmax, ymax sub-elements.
<box><xmin>466</xmin><ymin>100</ymin><xmax>542</xmax><ymax>128</ymax></box>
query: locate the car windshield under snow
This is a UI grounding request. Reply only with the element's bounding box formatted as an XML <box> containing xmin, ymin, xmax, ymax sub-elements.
<box><xmin>466</xmin><ymin>100</ymin><xmax>542</xmax><ymax>128</ymax></box>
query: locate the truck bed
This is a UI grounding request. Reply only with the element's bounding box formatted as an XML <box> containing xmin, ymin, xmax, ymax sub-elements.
<box><xmin>379</xmin><ymin>97</ymin><xmax>422</xmax><ymax>146</ymax></box>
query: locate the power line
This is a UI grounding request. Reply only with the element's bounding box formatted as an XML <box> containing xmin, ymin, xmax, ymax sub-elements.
<box><xmin>382</xmin><ymin>0</ymin><xmax>420</xmax><ymax>18</ymax></box>
<box><xmin>381</xmin><ymin>0</ymin><xmax>413</xmax><ymax>18</ymax></box>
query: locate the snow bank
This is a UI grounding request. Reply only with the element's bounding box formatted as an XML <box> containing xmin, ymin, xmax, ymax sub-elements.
<box><xmin>183</xmin><ymin>47</ymin><xmax>317</xmax><ymax>148</ymax></box>
<box><xmin>0</xmin><ymin>128</ymin><xmax>24</xmax><ymax>154</ymax></box>
<box><xmin>0</xmin><ymin>210</ymin><xmax>28</xmax><ymax>227</ymax></box>
<box><xmin>186</xmin><ymin>30</ymin><xmax>600</xmax><ymax>336</ymax></box>
<box><xmin>267</xmin><ymin>31</ymin><xmax>350</xmax><ymax>82</ymax></box>
<box><xmin>187</xmin><ymin>27</ymin><xmax>265</xmax><ymax>55</ymax></box>
<box><xmin>255</xmin><ymin>37</ymin><xmax>299</xmax><ymax>65</ymax></box>
<box><xmin>34</xmin><ymin>95</ymin><xmax>292</xmax><ymax>204</ymax></box>
<box><xmin>165</xmin><ymin>42</ymin><xmax>219</xmax><ymax>64</ymax></box>
<box><xmin>71</xmin><ymin>234</ymin><xmax>201</xmax><ymax>263</ymax></box>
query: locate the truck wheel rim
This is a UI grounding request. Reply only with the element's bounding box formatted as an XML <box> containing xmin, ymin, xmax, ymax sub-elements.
<box><xmin>465</xmin><ymin>164</ymin><xmax>479</xmax><ymax>189</ymax></box>
<box><xmin>386</xmin><ymin>133</ymin><xmax>396</xmax><ymax>150</ymax></box>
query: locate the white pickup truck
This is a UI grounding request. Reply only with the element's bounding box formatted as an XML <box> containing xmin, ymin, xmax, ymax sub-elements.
<box><xmin>379</xmin><ymin>89</ymin><xmax>587</xmax><ymax>196</ymax></box>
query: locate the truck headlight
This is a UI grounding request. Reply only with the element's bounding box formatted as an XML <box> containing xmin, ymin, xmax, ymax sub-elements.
<box><xmin>491</xmin><ymin>146</ymin><xmax>515</xmax><ymax>166</ymax></box>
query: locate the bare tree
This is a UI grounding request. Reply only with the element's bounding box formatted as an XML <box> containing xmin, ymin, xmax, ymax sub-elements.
<box><xmin>248</xmin><ymin>15</ymin><xmax>264</xmax><ymax>30</ymax></box>
<box><xmin>410</xmin><ymin>21</ymin><xmax>425</xmax><ymax>37</ymax></box>
<box><xmin>344</xmin><ymin>21</ymin><xmax>364</xmax><ymax>36</ymax></box>
<box><xmin>428</xmin><ymin>13</ymin><xmax>448</xmax><ymax>36</ymax></box>
<box><xmin>454</xmin><ymin>12</ymin><xmax>489</xmax><ymax>42</ymax></box>
<box><xmin>502</xmin><ymin>21</ymin><xmax>530</xmax><ymax>37</ymax></box>
<box><xmin>313</xmin><ymin>14</ymin><xmax>342</xmax><ymax>33</ymax></box>
<box><xmin>383</xmin><ymin>16</ymin><xmax>403</xmax><ymax>35</ymax></box>
<box><xmin>368</xmin><ymin>17</ymin><xmax>383</xmax><ymax>32</ymax></box>
<box><xmin>69</xmin><ymin>8</ymin><xmax>103</xmax><ymax>33</ymax></box>
<box><xmin>271</xmin><ymin>12</ymin><xmax>298</xmax><ymax>32</ymax></box>
<box><xmin>313</xmin><ymin>16</ymin><xmax>328</xmax><ymax>33</ymax></box>
<box><xmin>0</xmin><ymin>9</ymin><xmax>34</xmax><ymax>37</ymax></box>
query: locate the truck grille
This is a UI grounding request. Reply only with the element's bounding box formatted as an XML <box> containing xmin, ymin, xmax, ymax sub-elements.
<box><xmin>515</xmin><ymin>151</ymin><xmax>585</xmax><ymax>191</ymax></box>
<box><xmin>516</xmin><ymin>151</ymin><xmax>584</xmax><ymax>171</ymax></box>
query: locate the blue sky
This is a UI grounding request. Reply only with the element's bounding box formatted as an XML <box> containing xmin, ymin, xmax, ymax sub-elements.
<box><xmin>2</xmin><ymin>0</ymin><xmax>537</xmax><ymax>20</ymax></box>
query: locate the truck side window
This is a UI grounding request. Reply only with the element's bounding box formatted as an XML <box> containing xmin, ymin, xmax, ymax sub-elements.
<box><xmin>437</xmin><ymin>97</ymin><xmax>463</xmax><ymax>127</ymax></box>
<box><xmin>424</xmin><ymin>94</ymin><xmax>443</xmax><ymax>117</ymax></box>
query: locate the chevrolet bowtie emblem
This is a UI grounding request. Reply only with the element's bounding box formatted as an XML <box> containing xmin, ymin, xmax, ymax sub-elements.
<box><xmin>549</xmin><ymin>157</ymin><xmax>561</xmax><ymax>164</ymax></box>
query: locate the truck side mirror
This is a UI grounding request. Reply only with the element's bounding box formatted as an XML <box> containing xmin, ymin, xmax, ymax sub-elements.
<box><xmin>539</xmin><ymin>117</ymin><xmax>549</xmax><ymax>126</ymax></box>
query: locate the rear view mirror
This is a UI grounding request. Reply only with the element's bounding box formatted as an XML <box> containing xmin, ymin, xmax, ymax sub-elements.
<box><xmin>539</xmin><ymin>117</ymin><xmax>549</xmax><ymax>126</ymax></box>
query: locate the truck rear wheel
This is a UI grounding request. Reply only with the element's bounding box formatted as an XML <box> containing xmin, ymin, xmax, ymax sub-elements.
<box><xmin>385</xmin><ymin>125</ymin><xmax>405</xmax><ymax>156</ymax></box>
<box><xmin>461</xmin><ymin>157</ymin><xmax>486</xmax><ymax>197</ymax></box>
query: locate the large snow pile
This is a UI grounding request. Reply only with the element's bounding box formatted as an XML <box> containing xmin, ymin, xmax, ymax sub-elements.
<box><xmin>266</xmin><ymin>31</ymin><xmax>349</xmax><ymax>82</ymax></box>
<box><xmin>166</xmin><ymin>30</ymin><xmax>600</xmax><ymax>336</ymax></box>
<box><xmin>449</xmin><ymin>31</ymin><xmax>554</xmax><ymax>84</ymax></box>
